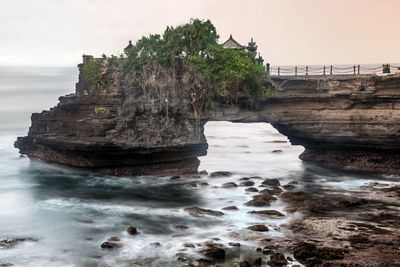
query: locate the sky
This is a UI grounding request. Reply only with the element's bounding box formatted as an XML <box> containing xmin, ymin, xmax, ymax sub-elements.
<box><xmin>0</xmin><ymin>0</ymin><xmax>399</xmax><ymax>66</ymax></box>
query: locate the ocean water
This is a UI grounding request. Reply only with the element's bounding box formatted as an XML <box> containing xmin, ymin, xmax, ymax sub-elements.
<box><xmin>0</xmin><ymin>67</ymin><xmax>399</xmax><ymax>267</ymax></box>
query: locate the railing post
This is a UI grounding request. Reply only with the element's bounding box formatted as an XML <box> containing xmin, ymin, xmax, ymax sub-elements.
<box><xmin>266</xmin><ymin>63</ymin><xmax>270</xmax><ymax>75</ymax></box>
<box><xmin>295</xmin><ymin>66</ymin><xmax>297</xmax><ymax>76</ymax></box>
<box><xmin>353</xmin><ymin>65</ymin><xmax>356</xmax><ymax>75</ymax></box>
<box><xmin>330</xmin><ymin>65</ymin><xmax>333</xmax><ymax>75</ymax></box>
<box><xmin>323</xmin><ymin>66</ymin><xmax>326</xmax><ymax>75</ymax></box>
<box><xmin>357</xmin><ymin>65</ymin><xmax>360</xmax><ymax>75</ymax></box>
<box><xmin>306</xmin><ymin>66</ymin><xmax>309</xmax><ymax>76</ymax></box>
<box><xmin>278</xmin><ymin>67</ymin><xmax>280</xmax><ymax>76</ymax></box>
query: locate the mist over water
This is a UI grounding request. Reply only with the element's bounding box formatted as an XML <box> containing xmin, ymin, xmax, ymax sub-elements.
<box><xmin>0</xmin><ymin>67</ymin><xmax>399</xmax><ymax>267</ymax></box>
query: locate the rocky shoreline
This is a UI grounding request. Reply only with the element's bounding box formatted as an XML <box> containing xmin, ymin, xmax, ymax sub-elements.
<box><xmin>67</xmin><ymin>171</ymin><xmax>400</xmax><ymax>267</ymax></box>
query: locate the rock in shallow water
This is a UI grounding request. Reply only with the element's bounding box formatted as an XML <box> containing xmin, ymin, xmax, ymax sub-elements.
<box><xmin>209</xmin><ymin>171</ymin><xmax>232</xmax><ymax>178</ymax></box>
<box><xmin>222</xmin><ymin>182</ymin><xmax>238</xmax><ymax>188</ymax></box>
<box><xmin>245</xmin><ymin>194</ymin><xmax>277</xmax><ymax>207</ymax></box>
<box><xmin>268</xmin><ymin>252</ymin><xmax>288</xmax><ymax>267</ymax></box>
<box><xmin>127</xmin><ymin>226</ymin><xmax>138</xmax><ymax>235</ymax></box>
<box><xmin>222</xmin><ymin>206</ymin><xmax>239</xmax><ymax>210</ymax></box>
<box><xmin>0</xmin><ymin>237</ymin><xmax>37</xmax><ymax>249</ymax></box>
<box><xmin>293</xmin><ymin>242</ymin><xmax>345</xmax><ymax>265</ymax></box>
<box><xmin>184</xmin><ymin>206</ymin><xmax>224</xmax><ymax>217</ymax></box>
<box><xmin>247</xmin><ymin>224</ymin><xmax>269</xmax><ymax>232</ymax></box>
<box><xmin>239</xmin><ymin>181</ymin><xmax>255</xmax><ymax>187</ymax></box>
<box><xmin>262</xmin><ymin>179</ymin><xmax>281</xmax><ymax>186</ymax></box>
<box><xmin>248</xmin><ymin>210</ymin><xmax>284</xmax><ymax>217</ymax></box>
<box><xmin>201</xmin><ymin>245</ymin><xmax>225</xmax><ymax>261</ymax></box>
<box><xmin>245</xmin><ymin>187</ymin><xmax>259</xmax><ymax>192</ymax></box>
<box><xmin>101</xmin><ymin>241</ymin><xmax>122</xmax><ymax>249</ymax></box>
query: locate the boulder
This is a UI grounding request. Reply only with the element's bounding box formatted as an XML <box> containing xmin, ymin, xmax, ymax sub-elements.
<box><xmin>293</xmin><ymin>242</ymin><xmax>345</xmax><ymax>265</ymax></box>
<box><xmin>247</xmin><ymin>224</ymin><xmax>269</xmax><ymax>232</ymax></box>
<box><xmin>222</xmin><ymin>206</ymin><xmax>239</xmax><ymax>210</ymax></box>
<box><xmin>127</xmin><ymin>226</ymin><xmax>138</xmax><ymax>235</ymax></box>
<box><xmin>184</xmin><ymin>206</ymin><xmax>224</xmax><ymax>217</ymax></box>
<box><xmin>268</xmin><ymin>252</ymin><xmax>288</xmax><ymax>267</ymax></box>
<box><xmin>245</xmin><ymin>187</ymin><xmax>259</xmax><ymax>193</ymax></box>
<box><xmin>248</xmin><ymin>210</ymin><xmax>284</xmax><ymax>217</ymax></box>
<box><xmin>222</xmin><ymin>182</ymin><xmax>238</xmax><ymax>188</ymax></box>
<box><xmin>240</xmin><ymin>181</ymin><xmax>255</xmax><ymax>187</ymax></box>
<box><xmin>259</xmin><ymin>187</ymin><xmax>283</xmax><ymax>195</ymax></box>
<box><xmin>245</xmin><ymin>194</ymin><xmax>277</xmax><ymax>207</ymax></box>
<box><xmin>209</xmin><ymin>171</ymin><xmax>232</xmax><ymax>178</ymax></box>
<box><xmin>262</xmin><ymin>179</ymin><xmax>281</xmax><ymax>186</ymax></box>
<box><xmin>175</xmin><ymin>225</ymin><xmax>189</xmax><ymax>230</ymax></box>
<box><xmin>101</xmin><ymin>241</ymin><xmax>122</xmax><ymax>249</ymax></box>
<box><xmin>202</xmin><ymin>245</ymin><xmax>225</xmax><ymax>261</ymax></box>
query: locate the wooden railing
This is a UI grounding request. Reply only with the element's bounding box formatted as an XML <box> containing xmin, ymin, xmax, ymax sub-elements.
<box><xmin>268</xmin><ymin>64</ymin><xmax>400</xmax><ymax>76</ymax></box>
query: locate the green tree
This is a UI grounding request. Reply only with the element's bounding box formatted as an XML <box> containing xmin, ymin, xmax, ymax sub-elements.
<box><xmin>82</xmin><ymin>59</ymin><xmax>106</xmax><ymax>87</ymax></box>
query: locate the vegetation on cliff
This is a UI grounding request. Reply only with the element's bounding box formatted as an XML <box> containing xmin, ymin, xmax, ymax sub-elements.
<box><xmin>83</xmin><ymin>19</ymin><xmax>271</xmax><ymax>112</ymax></box>
<box><xmin>82</xmin><ymin>59</ymin><xmax>106</xmax><ymax>88</ymax></box>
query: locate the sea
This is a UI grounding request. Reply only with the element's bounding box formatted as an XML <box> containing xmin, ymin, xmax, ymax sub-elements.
<box><xmin>0</xmin><ymin>67</ymin><xmax>399</xmax><ymax>267</ymax></box>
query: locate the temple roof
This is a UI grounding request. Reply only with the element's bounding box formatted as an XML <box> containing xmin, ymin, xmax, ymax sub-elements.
<box><xmin>222</xmin><ymin>35</ymin><xmax>245</xmax><ymax>49</ymax></box>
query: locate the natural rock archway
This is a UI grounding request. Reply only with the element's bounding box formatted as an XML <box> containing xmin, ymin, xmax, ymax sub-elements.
<box><xmin>15</xmin><ymin>59</ymin><xmax>400</xmax><ymax>175</ymax></box>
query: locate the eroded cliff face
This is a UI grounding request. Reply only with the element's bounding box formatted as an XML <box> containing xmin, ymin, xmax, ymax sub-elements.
<box><xmin>209</xmin><ymin>75</ymin><xmax>400</xmax><ymax>174</ymax></box>
<box><xmin>270</xmin><ymin>75</ymin><xmax>400</xmax><ymax>174</ymax></box>
<box><xmin>15</xmin><ymin>58</ymin><xmax>208</xmax><ymax>175</ymax></box>
<box><xmin>15</xmin><ymin>57</ymin><xmax>400</xmax><ymax>175</ymax></box>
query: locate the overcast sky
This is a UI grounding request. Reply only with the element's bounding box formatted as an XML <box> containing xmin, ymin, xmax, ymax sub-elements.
<box><xmin>1</xmin><ymin>0</ymin><xmax>399</xmax><ymax>66</ymax></box>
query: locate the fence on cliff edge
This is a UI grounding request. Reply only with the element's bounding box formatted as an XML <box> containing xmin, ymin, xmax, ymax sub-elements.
<box><xmin>268</xmin><ymin>64</ymin><xmax>400</xmax><ymax>76</ymax></box>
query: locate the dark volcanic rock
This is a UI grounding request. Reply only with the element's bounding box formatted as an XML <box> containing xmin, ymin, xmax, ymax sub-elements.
<box><xmin>175</xmin><ymin>225</ymin><xmax>189</xmax><ymax>230</ymax></box>
<box><xmin>240</xmin><ymin>260</ymin><xmax>251</xmax><ymax>267</ymax></box>
<box><xmin>189</xmin><ymin>258</ymin><xmax>216</xmax><ymax>266</ymax></box>
<box><xmin>245</xmin><ymin>187</ymin><xmax>259</xmax><ymax>192</ymax></box>
<box><xmin>101</xmin><ymin>241</ymin><xmax>122</xmax><ymax>249</ymax></box>
<box><xmin>282</xmin><ymin>184</ymin><xmax>296</xmax><ymax>190</ymax></box>
<box><xmin>259</xmin><ymin>187</ymin><xmax>283</xmax><ymax>195</ymax></box>
<box><xmin>239</xmin><ymin>181</ymin><xmax>255</xmax><ymax>187</ymax></box>
<box><xmin>247</xmin><ymin>224</ymin><xmax>269</xmax><ymax>232</ymax></box>
<box><xmin>268</xmin><ymin>252</ymin><xmax>288</xmax><ymax>267</ymax></box>
<box><xmin>127</xmin><ymin>226</ymin><xmax>138</xmax><ymax>235</ymax></box>
<box><xmin>222</xmin><ymin>206</ymin><xmax>239</xmax><ymax>211</ymax></box>
<box><xmin>293</xmin><ymin>242</ymin><xmax>345</xmax><ymax>265</ymax></box>
<box><xmin>0</xmin><ymin>237</ymin><xmax>37</xmax><ymax>249</ymax></box>
<box><xmin>201</xmin><ymin>245</ymin><xmax>225</xmax><ymax>261</ymax></box>
<box><xmin>248</xmin><ymin>210</ymin><xmax>284</xmax><ymax>217</ymax></box>
<box><xmin>262</xmin><ymin>179</ymin><xmax>281</xmax><ymax>186</ymax></box>
<box><xmin>209</xmin><ymin>171</ymin><xmax>232</xmax><ymax>177</ymax></box>
<box><xmin>184</xmin><ymin>206</ymin><xmax>224</xmax><ymax>217</ymax></box>
<box><xmin>254</xmin><ymin>257</ymin><xmax>262</xmax><ymax>266</ymax></box>
<box><xmin>245</xmin><ymin>194</ymin><xmax>277</xmax><ymax>207</ymax></box>
<box><xmin>222</xmin><ymin>182</ymin><xmax>238</xmax><ymax>188</ymax></box>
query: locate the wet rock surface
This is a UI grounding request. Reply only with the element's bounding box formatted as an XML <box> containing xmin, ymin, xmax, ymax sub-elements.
<box><xmin>247</xmin><ymin>224</ymin><xmax>269</xmax><ymax>232</ymax></box>
<box><xmin>184</xmin><ymin>206</ymin><xmax>224</xmax><ymax>217</ymax></box>
<box><xmin>248</xmin><ymin>210</ymin><xmax>284</xmax><ymax>217</ymax></box>
<box><xmin>0</xmin><ymin>237</ymin><xmax>37</xmax><ymax>249</ymax></box>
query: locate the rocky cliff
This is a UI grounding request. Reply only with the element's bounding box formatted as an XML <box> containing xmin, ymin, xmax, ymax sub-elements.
<box><xmin>209</xmin><ymin>74</ymin><xmax>400</xmax><ymax>174</ymax></box>
<box><xmin>15</xmin><ymin>57</ymin><xmax>400</xmax><ymax>175</ymax></box>
<box><xmin>15</xmin><ymin>57</ymin><xmax>208</xmax><ymax>175</ymax></box>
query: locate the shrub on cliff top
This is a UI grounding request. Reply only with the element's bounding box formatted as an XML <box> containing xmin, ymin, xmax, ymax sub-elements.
<box><xmin>82</xmin><ymin>59</ymin><xmax>106</xmax><ymax>88</ymax></box>
<box><xmin>84</xmin><ymin>19</ymin><xmax>269</xmax><ymax>108</ymax></box>
<box><xmin>122</xmin><ymin>19</ymin><xmax>268</xmax><ymax>104</ymax></box>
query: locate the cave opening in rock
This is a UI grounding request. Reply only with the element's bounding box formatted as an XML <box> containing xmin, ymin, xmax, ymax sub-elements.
<box><xmin>199</xmin><ymin>121</ymin><xmax>305</xmax><ymax>176</ymax></box>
